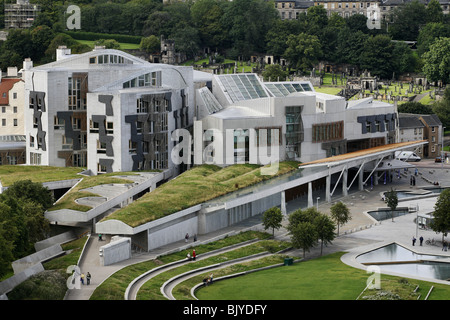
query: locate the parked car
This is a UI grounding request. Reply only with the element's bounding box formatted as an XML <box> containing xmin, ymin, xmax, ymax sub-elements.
<box><xmin>395</xmin><ymin>151</ymin><xmax>421</xmax><ymax>162</ymax></box>
<box><xmin>435</xmin><ymin>156</ymin><xmax>443</xmax><ymax>163</ymax></box>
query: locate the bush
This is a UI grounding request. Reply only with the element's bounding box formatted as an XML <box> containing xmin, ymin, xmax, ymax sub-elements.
<box><xmin>64</xmin><ymin>31</ymin><xmax>141</xmax><ymax>44</ymax></box>
<box><xmin>8</xmin><ymin>270</ymin><xmax>67</xmax><ymax>300</ymax></box>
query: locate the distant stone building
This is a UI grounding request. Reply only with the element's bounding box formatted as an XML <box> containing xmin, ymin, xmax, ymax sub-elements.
<box><xmin>4</xmin><ymin>0</ymin><xmax>40</xmax><ymax>29</ymax></box>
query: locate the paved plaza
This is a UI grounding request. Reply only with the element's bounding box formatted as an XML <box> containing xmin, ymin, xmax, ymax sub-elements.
<box><xmin>65</xmin><ymin>159</ymin><xmax>450</xmax><ymax>300</ymax></box>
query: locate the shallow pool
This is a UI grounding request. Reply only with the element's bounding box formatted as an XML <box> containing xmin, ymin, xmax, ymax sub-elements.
<box><xmin>356</xmin><ymin>243</ymin><xmax>450</xmax><ymax>281</ymax></box>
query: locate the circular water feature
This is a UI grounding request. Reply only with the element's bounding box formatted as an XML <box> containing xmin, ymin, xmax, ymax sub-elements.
<box><xmin>356</xmin><ymin>243</ymin><xmax>450</xmax><ymax>281</ymax></box>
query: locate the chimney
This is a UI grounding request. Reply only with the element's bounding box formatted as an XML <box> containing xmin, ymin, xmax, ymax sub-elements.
<box><xmin>56</xmin><ymin>46</ymin><xmax>72</xmax><ymax>61</ymax></box>
<box><xmin>23</xmin><ymin>58</ymin><xmax>33</xmax><ymax>71</ymax></box>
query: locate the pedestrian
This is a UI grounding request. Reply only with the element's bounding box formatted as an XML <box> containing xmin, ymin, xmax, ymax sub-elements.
<box><xmin>443</xmin><ymin>241</ymin><xmax>448</xmax><ymax>252</ymax></box>
<box><xmin>415</xmin><ymin>168</ymin><xmax>418</xmax><ymax>176</ymax></box>
<box><xmin>412</xmin><ymin>236</ymin><xmax>416</xmax><ymax>246</ymax></box>
<box><xmin>194</xmin><ymin>234</ymin><xmax>197</xmax><ymax>242</ymax></box>
<box><xmin>419</xmin><ymin>236</ymin><xmax>423</xmax><ymax>246</ymax></box>
<box><xmin>186</xmin><ymin>252</ymin><xmax>191</xmax><ymax>261</ymax></box>
<box><xmin>86</xmin><ymin>272</ymin><xmax>91</xmax><ymax>285</ymax></box>
<box><xmin>410</xmin><ymin>176</ymin><xmax>413</xmax><ymax>186</ymax></box>
<box><xmin>192</xmin><ymin>249</ymin><xmax>196</xmax><ymax>261</ymax></box>
<box><xmin>209</xmin><ymin>273</ymin><xmax>213</xmax><ymax>284</ymax></box>
<box><xmin>185</xmin><ymin>233</ymin><xmax>189</xmax><ymax>243</ymax></box>
<box><xmin>80</xmin><ymin>273</ymin><xmax>85</xmax><ymax>285</ymax></box>
<box><xmin>98</xmin><ymin>234</ymin><xmax>102</xmax><ymax>241</ymax></box>
<box><xmin>413</xmin><ymin>176</ymin><xmax>416</xmax><ymax>186</ymax></box>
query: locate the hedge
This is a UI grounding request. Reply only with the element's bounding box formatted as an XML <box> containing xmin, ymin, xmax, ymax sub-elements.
<box><xmin>64</xmin><ymin>31</ymin><xmax>142</xmax><ymax>44</ymax></box>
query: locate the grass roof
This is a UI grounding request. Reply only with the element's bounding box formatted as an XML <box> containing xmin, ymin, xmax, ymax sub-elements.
<box><xmin>0</xmin><ymin>165</ymin><xmax>85</xmax><ymax>187</ymax></box>
<box><xmin>101</xmin><ymin>162</ymin><xmax>299</xmax><ymax>228</ymax></box>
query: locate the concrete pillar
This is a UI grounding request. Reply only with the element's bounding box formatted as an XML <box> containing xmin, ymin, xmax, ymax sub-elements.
<box><xmin>308</xmin><ymin>182</ymin><xmax>313</xmax><ymax>208</ymax></box>
<box><xmin>281</xmin><ymin>191</ymin><xmax>286</xmax><ymax>215</ymax></box>
<box><xmin>197</xmin><ymin>207</ymin><xmax>207</xmax><ymax>234</ymax></box>
<box><xmin>326</xmin><ymin>174</ymin><xmax>331</xmax><ymax>203</ymax></box>
<box><xmin>359</xmin><ymin>163</ymin><xmax>365</xmax><ymax>191</ymax></box>
<box><xmin>374</xmin><ymin>172</ymin><xmax>379</xmax><ymax>186</ymax></box>
<box><xmin>342</xmin><ymin>169</ymin><xmax>348</xmax><ymax>197</ymax></box>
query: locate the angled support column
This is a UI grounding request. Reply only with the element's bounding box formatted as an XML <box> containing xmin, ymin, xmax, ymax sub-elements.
<box><xmin>308</xmin><ymin>182</ymin><xmax>313</xmax><ymax>208</ymax></box>
<box><xmin>359</xmin><ymin>162</ymin><xmax>365</xmax><ymax>191</ymax></box>
<box><xmin>326</xmin><ymin>173</ymin><xmax>331</xmax><ymax>203</ymax></box>
<box><xmin>343</xmin><ymin>168</ymin><xmax>348</xmax><ymax>196</ymax></box>
<box><xmin>281</xmin><ymin>191</ymin><xmax>287</xmax><ymax>215</ymax></box>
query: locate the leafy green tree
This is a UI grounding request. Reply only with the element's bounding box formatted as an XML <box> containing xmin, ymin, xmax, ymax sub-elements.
<box><xmin>335</xmin><ymin>28</ymin><xmax>368</xmax><ymax>65</ymax></box>
<box><xmin>306</xmin><ymin>5</ymin><xmax>328</xmax><ymax>35</ymax></box>
<box><xmin>170</xmin><ymin>26</ymin><xmax>201</xmax><ymax>59</ymax></box>
<box><xmin>140</xmin><ymin>35</ymin><xmax>161</xmax><ymax>54</ymax></box>
<box><xmin>432</xmin><ymin>87</ymin><xmax>450</xmax><ymax>128</ymax></box>
<box><xmin>398</xmin><ymin>102</ymin><xmax>433</xmax><ymax>114</ymax></box>
<box><xmin>388</xmin><ymin>0</ymin><xmax>427</xmax><ymax>41</ymax></box>
<box><xmin>384</xmin><ymin>188</ymin><xmax>398</xmax><ymax>222</ymax></box>
<box><xmin>221</xmin><ymin>0</ymin><xmax>278</xmax><ymax>58</ymax></box>
<box><xmin>95</xmin><ymin>39</ymin><xmax>121</xmax><ymax>49</ymax></box>
<box><xmin>360</xmin><ymin>34</ymin><xmax>395</xmax><ymax>79</ymax></box>
<box><xmin>284</xmin><ymin>33</ymin><xmax>322</xmax><ymax>74</ymax></box>
<box><xmin>425</xmin><ymin>0</ymin><xmax>444</xmax><ymax>24</ymax></box>
<box><xmin>345</xmin><ymin>13</ymin><xmax>369</xmax><ymax>33</ymax></box>
<box><xmin>191</xmin><ymin>0</ymin><xmax>228</xmax><ymax>50</ymax></box>
<box><xmin>330</xmin><ymin>202</ymin><xmax>351</xmax><ymax>236</ymax></box>
<box><xmin>262</xmin><ymin>207</ymin><xmax>283</xmax><ymax>237</ymax></box>
<box><xmin>417</xmin><ymin>23</ymin><xmax>450</xmax><ymax>56</ymax></box>
<box><xmin>266</xmin><ymin>19</ymin><xmax>306</xmax><ymax>58</ymax></box>
<box><xmin>422</xmin><ymin>37</ymin><xmax>450</xmax><ymax>85</ymax></box>
<box><xmin>313</xmin><ymin>214</ymin><xmax>336</xmax><ymax>256</ymax></box>
<box><xmin>262</xmin><ymin>64</ymin><xmax>288</xmax><ymax>82</ymax></box>
<box><xmin>431</xmin><ymin>188</ymin><xmax>450</xmax><ymax>241</ymax></box>
<box><xmin>289</xmin><ymin>221</ymin><xmax>317</xmax><ymax>258</ymax></box>
<box><xmin>3</xmin><ymin>180</ymin><xmax>53</xmax><ymax>210</ymax></box>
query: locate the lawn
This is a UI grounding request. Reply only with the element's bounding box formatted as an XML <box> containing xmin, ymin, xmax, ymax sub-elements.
<box><xmin>76</xmin><ymin>40</ymin><xmax>140</xmax><ymax>50</ymax></box>
<box><xmin>0</xmin><ymin>165</ymin><xmax>84</xmax><ymax>187</ymax></box>
<box><xmin>196</xmin><ymin>252</ymin><xmax>450</xmax><ymax>300</ymax></box>
<box><xmin>101</xmin><ymin>162</ymin><xmax>299</xmax><ymax>227</ymax></box>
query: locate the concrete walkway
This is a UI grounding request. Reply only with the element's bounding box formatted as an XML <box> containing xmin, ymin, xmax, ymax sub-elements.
<box><xmin>65</xmin><ymin>160</ymin><xmax>450</xmax><ymax>300</ymax></box>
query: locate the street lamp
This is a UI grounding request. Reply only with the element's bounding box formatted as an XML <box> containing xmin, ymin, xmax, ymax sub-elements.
<box><xmin>442</xmin><ymin>126</ymin><xmax>446</xmax><ymax>169</ymax></box>
<box><xmin>316</xmin><ymin>197</ymin><xmax>320</xmax><ymax>210</ymax></box>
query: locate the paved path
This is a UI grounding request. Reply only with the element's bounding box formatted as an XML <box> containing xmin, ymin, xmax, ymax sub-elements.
<box><xmin>65</xmin><ymin>162</ymin><xmax>450</xmax><ymax>300</ymax></box>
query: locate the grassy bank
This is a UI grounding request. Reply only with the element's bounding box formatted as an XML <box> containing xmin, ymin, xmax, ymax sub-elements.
<box><xmin>101</xmin><ymin>162</ymin><xmax>299</xmax><ymax>228</ymax></box>
<box><xmin>196</xmin><ymin>252</ymin><xmax>450</xmax><ymax>300</ymax></box>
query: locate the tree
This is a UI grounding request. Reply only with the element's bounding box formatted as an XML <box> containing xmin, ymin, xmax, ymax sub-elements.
<box><xmin>313</xmin><ymin>214</ymin><xmax>336</xmax><ymax>256</ymax></box>
<box><xmin>425</xmin><ymin>0</ymin><xmax>444</xmax><ymax>24</ymax></box>
<box><xmin>398</xmin><ymin>102</ymin><xmax>433</xmax><ymax>115</ymax></box>
<box><xmin>431</xmin><ymin>188</ymin><xmax>450</xmax><ymax>241</ymax></box>
<box><xmin>3</xmin><ymin>179</ymin><xmax>53</xmax><ymax>210</ymax></box>
<box><xmin>191</xmin><ymin>0</ymin><xmax>228</xmax><ymax>50</ymax></box>
<box><xmin>422</xmin><ymin>37</ymin><xmax>450</xmax><ymax>85</ymax></box>
<box><xmin>289</xmin><ymin>221</ymin><xmax>317</xmax><ymax>258</ymax></box>
<box><xmin>360</xmin><ymin>34</ymin><xmax>396</xmax><ymax>79</ymax></box>
<box><xmin>140</xmin><ymin>35</ymin><xmax>161</xmax><ymax>54</ymax></box>
<box><xmin>284</xmin><ymin>33</ymin><xmax>322</xmax><ymax>74</ymax></box>
<box><xmin>262</xmin><ymin>207</ymin><xmax>283</xmax><ymax>237</ymax></box>
<box><xmin>417</xmin><ymin>23</ymin><xmax>450</xmax><ymax>57</ymax></box>
<box><xmin>384</xmin><ymin>188</ymin><xmax>398</xmax><ymax>222</ymax></box>
<box><xmin>330</xmin><ymin>202</ymin><xmax>351</xmax><ymax>236</ymax></box>
<box><xmin>388</xmin><ymin>0</ymin><xmax>427</xmax><ymax>41</ymax></box>
<box><xmin>95</xmin><ymin>39</ymin><xmax>120</xmax><ymax>50</ymax></box>
<box><xmin>262</xmin><ymin>64</ymin><xmax>288</xmax><ymax>82</ymax></box>
<box><xmin>432</xmin><ymin>87</ymin><xmax>450</xmax><ymax>129</ymax></box>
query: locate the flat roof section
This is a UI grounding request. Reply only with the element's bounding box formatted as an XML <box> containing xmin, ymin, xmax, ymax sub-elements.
<box><xmin>300</xmin><ymin>140</ymin><xmax>428</xmax><ymax>167</ymax></box>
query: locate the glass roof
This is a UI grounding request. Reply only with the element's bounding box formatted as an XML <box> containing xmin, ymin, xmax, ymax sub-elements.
<box><xmin>215</xmin><ymin>74</ymin><xmax>268</xmax><ymax>103</ymax></box>
<box><xmin>264</xmin><ymin>82</ymin><xmax>314</xmax><ymax>97</ymax></box>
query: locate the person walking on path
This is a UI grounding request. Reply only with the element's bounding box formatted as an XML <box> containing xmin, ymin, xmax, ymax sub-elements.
<box><xmin>443</xmin><ymin>241</ymin><xmax>448</xmax><ymax>252</ymax></box>
<box><xmin>185</xmin><ymin>233</ymin><xmax>189</xmax><ymax>243</ymax></box>
<box><xmin>412</xmin><ymin>236</ymin><xmax>416</xmax><ymax>246</ymax></box>
<box><xmin>86</xmin><ymin>272</ymin><xmax>91</xmax><ymax>285</ymax></box>
<box><xmin>419</xmin><ymin>236</ymin><xmax>424</xmax><ymax>246</ymax></box>
<box><xmin>192</xmin><ymin>249</ymin><xmax>196</xmax><ymax>261</ymax></box>
<box><xmin>80</xmin><ymin>273</ymin><xmax>85</xmax><ymax>285</ymax></box>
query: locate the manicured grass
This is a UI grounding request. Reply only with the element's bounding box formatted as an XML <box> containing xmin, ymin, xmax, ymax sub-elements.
<box><xmin>48</xmin><ymin>172</ymin><xmax>137</xmax><ymax>212</ymax></box>
<box><xmin>90</xmin><ymin>231</ymin><xmax>270</xmax><ymax>300</ymax></box>
<box><xmin>0</xmin><ymin>165</ymin><xmax>84</xmax><ymax>187</ymax></box>
<box><xmin>196</xmin><ymin>252</ymin><xmax>450</xmax><ymax>300</ymax></box>
<box><xmin>101</xmin><ymin>162</ymin><xmax>299</xmax><ymax>228</ymax></box>
<box><xmin>314</xmin><ymin>87</ymin><xmax>342</xmax><ymax>95</ymax></box>
<box><xmin>76</xmin><ymin>40</ymin><xmax>140</xmax><ymax>50</ymax></box>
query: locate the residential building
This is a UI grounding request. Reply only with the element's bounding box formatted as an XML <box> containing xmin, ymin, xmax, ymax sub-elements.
<box><xmin>398</xmin><ymin>113</ymin><xmax>442</xmax><ymax>158</ymax></box>
<box><xmin>23</xmin><ymin>47</ymin><xmax>195</xmax><ymax>176</ymax></box>
<box><xmin>0</xmin><ymin>67</ymin><xmax>26</xmax><ymax>166</ymax></box>
<box><xmin>4</xmin><ymin>0</ymin><xmax>40</xmax><ymax>29</ymax></box>
<box><xmin>398</xmin><ymin>113</ymin><xmax>425</xmax><ymax>156</ymax></box>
